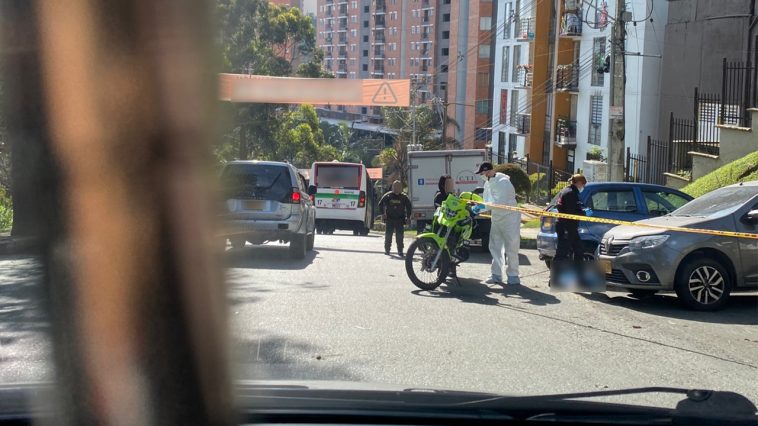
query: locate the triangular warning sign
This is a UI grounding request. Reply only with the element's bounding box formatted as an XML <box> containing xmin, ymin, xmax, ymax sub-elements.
<box><xmin>372</xmin><ymin>82</ymin><xmax>398</xmax><ymax>104</ymax></box>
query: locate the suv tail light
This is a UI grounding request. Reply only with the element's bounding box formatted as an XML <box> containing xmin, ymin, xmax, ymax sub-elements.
<box><xmin>358</xmin><ymin>191</ymin><xmax>366</xmax><ymax>208</ymax></box>
<box><xmin>290</xmin><ymin>188</ymin><xmax>301</xmax><ymax>204</ymax></box>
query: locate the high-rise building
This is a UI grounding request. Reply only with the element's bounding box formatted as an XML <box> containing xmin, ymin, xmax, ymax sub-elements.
<box><xmin>445</xmin><ymin>1</ymin><xmax>496</xmax><ymax>149</ymax></box>
<box><xmin>492</xmin><ymin>0</ymin><xmax>667</xmax><ymax>175</ymax></box>
<box><xmin>316</xmin><ymin>0</ymin><xmax>438</xmax><ymax>123</ymax></box>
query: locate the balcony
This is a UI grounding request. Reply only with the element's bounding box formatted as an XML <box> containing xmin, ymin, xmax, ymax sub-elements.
<box><xmin>516</xmin><ymin>65</ymin><xmax>533</xmax><ymax>88</ymax></box>
<box><xmin>375</xmin><ymin>17</ymin><xmax>386</xmax><ymax>27</ymax></box>
<box><xmin>556</xmin><ymin>62</ymin><xmax>580</xmax><ymax>93</ymax></box>
<box><xmin>373</xmin><ymin>48</ymin><xmax>385</xmax><ymax>58</ymax></box>
<box><xmin>422</xmin><ymin>0</ymin><xmax>431</xmax><ymax>7</ymax></box>
<box><xmin>374</xmin><ymin>0</ymin><xmax>386</xmax><ymax>13</ymax></box>
<box><xmin>338</xmin><ymin>36</ymin><xmax>347</xmax><ymax>45</ymax></box>
<box><xmin>371</xmin><ymin>68</ymin><xmax>385</xmax><ymax>77</ymax></box>
<box><xmin>338</xmin><ymin>22</ymin><xmax>347</xmax><ymax>31</ymax></box>
<box><xmin>338</xmin><ymin>50</ymin><xmax>347</xmax><ymax>58</ymax></box>
<box><xmin>512</xmin><ymin>113</ymin><xmax>531</xmax><ymax>135</ymax></box>
<box><xmin>422</xmin><ymin>30</ymin><xmax>431</xmax><ymax>40</ymax></box>
<box><xmin>326</xmin><ymin>7</ymin><xmax>333</xmax><ymax>17</ymax></box>
<box><xmin>374</xmin><ymin>32</ymin><xmax>386</xmax><ymax>43</ymax></box>
<box><xmin>515</xmin><ymin>18</ymin><xmax>535</xmax><ymax>41</ymax></box>
<box><xmin>560</xmin><ymin>12</ymin><xmax>582</xmax><ymax>38</ymax></box>
<box><xmin>555</xmin><ymin>119</ymin><xmax>577</xmax><ymax>147</ymax></box>
<box><xmin>339</xmin><ymin>5</ymin><xmax>348</xmax><ymax>15</ymax></box>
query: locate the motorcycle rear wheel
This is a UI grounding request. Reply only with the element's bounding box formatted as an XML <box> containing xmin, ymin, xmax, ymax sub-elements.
<box><xmin>405</xmin><ymin>237</ymin><xmax>450</xmax><ymax>291</ymax></box>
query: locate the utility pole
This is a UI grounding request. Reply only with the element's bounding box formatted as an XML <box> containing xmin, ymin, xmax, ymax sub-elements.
<box><xmin>608</xmin><ymin>0</ymin><xmax>627</xmax><ymax>181</ymax></box>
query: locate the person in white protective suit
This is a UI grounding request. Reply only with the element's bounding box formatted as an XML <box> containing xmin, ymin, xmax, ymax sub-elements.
<box><xmin>475</xmin><ymin>162</ymin><xmax>521</xmax><ymax>285</ymax></box>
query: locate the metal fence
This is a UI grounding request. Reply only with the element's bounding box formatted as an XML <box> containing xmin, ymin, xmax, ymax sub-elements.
<box><xmin>645</xmin><ymin>137</ymin><xmax>669</xmax><ymax>186</ymax></box>
<box><xmin>624</xmin><ymin>147</ymin><xmax>646</xmax><ymax>183</ymax></box>
<box><xmin>668</xmin><ymin>113</ymin><xmax>695</xmax><ymax>175</ymax></box>
<box><xmin>513</xmin><ymin>155</ymin><xmax>572</xmax><ymax>204</ymax></box>
<box><xmin>693</xmin><ymin>88</ymin><xmax>721</xmax><ymax>155</ymax></box>
<box><xmin>720</xmin><ymin>59</ymin><xmax>756</xmax><ymax>127</ymax></box>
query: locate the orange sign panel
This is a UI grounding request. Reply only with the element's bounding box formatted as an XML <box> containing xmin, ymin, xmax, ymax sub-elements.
<box><xmin>367</xmin><ymin>168</ymin><xmax>383</xmax><ymax>180</ymax></box>
<box><xmin>218</xmin><ymin>74</ymin><xmax>410</xmax><ymax>107</ymax></box>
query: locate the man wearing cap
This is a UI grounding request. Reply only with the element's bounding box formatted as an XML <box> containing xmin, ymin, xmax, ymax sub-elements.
<box><xmin>476</xmin><ymin>162</ymin><xmax>521</xmax><ymax>285</ymax></box>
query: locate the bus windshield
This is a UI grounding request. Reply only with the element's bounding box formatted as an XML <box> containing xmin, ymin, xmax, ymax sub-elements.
<box><xmin>315</xmin><ymin>164</ymin><xmax>361</xmax><ymax>190</ymax></box>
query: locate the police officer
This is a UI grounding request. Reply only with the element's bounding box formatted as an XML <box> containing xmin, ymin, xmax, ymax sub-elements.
<box><xmin>378</xmin><ymin>180</ymin><xmax>412</xmax><ymax>257</ymax></box>
<box><xmin>554</xmin><ymin>174</ymin><xmax>588</xmax><ymax>269</ymax></box>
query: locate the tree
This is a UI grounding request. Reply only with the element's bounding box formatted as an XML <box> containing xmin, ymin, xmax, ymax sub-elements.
<box><xmin>376</xmin><ymin>105</ymin><xmax>442</xmax><ymax>187</ymax></box>
<box><xmin>216</xmin><ymin>0</ymin><xmax>330</xmax><ymax>162</ymax></box>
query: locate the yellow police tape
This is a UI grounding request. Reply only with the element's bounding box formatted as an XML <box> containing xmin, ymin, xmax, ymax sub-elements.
<box><xmin>477</xmin><ymin>201</ymin><xmax>758</xmax><ymax>240</ymax></box>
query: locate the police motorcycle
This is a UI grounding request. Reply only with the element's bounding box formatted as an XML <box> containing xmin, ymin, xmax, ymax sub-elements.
<box><xmin>405</xmin><ymin>192</ymin><xmax>486</xmax><ymax>290</ymax></box>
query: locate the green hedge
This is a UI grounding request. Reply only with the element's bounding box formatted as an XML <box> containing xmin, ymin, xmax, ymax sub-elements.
<box><xmin>551</xmin><ymin>180</ymin><xmax>570</xmax><ymax>197</ymax></box>
<box><xmin>0</xmin><ymin>189</ymin><xmax>12</xmax><ymax>232</ymax></box>
<box><xmin>682</xmin><ymin>151</ymin><xmax>758</xmax><ymax>198</ymax></box>
<box><xmin>493</xmin><ymin>163</ymin><xmax>530</xmax><ymax>196</ymax></box>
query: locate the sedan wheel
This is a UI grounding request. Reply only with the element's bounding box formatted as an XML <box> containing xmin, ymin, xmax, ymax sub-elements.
<box><xmin>675</xmin><ymin>259</ymin><xmax>732</xmax><ymax>311</ymax></box>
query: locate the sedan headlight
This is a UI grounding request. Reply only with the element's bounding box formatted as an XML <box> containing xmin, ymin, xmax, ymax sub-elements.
<box><xmin>628</xmin><ymin>234</ymin><xmax>670</xmax><ymax>251</ymax></box>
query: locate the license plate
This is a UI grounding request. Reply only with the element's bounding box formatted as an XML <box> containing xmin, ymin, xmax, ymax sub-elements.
<box><xmin>242</xmin><ymin>200</ymin><xmax>264</xmax><ymax>210</ymax></box>
<box><xmin>599</xmin><ymin>259</ymin><xmax>612</xmax><ymax>275</ymax></box>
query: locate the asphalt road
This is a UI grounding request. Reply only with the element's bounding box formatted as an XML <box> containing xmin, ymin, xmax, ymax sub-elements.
<box><xmin>1</xmin><ymin>232</ymin><xmax>757</xmax><ymax>409</ymax></box>
<box><xmin>224</xmin><ymin>232</ymin><xmax>758</xmax><ymax>407</ymax></box>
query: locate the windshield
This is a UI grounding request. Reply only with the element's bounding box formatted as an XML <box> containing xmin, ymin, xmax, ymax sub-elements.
<box><xmin>315</xmin><ymin>164</ymin><xmax>361</xmax><ymax>189</ymax></box>
<box><xmin>671</xmin><ymin>186</ymin><xmax>758</xmax><ymax>217</ymax></box>
<box><xmin>221</xmin><ymin>164</ymin><xmax>292</xmax><ymax>202</ymax></box>
<box><xmin>2</xmin><ymin>0</ymin><xmax>758</xmax><ymax>422</ymax></box>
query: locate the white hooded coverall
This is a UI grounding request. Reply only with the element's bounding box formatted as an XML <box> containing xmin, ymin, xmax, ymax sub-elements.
<box><xmin>483</xmin><ymin>172</ymin><xmax>521</xmax><ymax>280</ymax></box>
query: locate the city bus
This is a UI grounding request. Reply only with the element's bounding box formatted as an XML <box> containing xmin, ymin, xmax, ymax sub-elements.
<box><xmin>308</xmin><ymin>161</ymin><xmax>375</xmax><ymax>235</ymax></box>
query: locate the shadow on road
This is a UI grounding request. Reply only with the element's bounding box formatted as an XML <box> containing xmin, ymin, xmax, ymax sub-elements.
<box><xmin>322</xmin><ymin>231</ymin><xmax>381</xmax><ymax>239</ymax></box>
<box><xmin>224</xmin><ymin>245</ymin><xmax>318</xmax><ymax>270</ymax></box>
<box><xmin>580</xmin><ymin>292</ymin><xmax>758</xmax><ymax>326</ymax></box>
<box><xmin>411</xmin><ymin>278</ymin><xmax>559</xmax><ymax>307</ymax></box>
<box><xmin>0</xmin><ymin>256</ymin><xmax>49</xmax><ymax>336</ymax></box>
<box><xmin>232</xmin><ymin>334</ymin><xmax>361</xmax><ymax>382</ymax></box>
<box><xmin>465</xmin><ymin>252</ymin><xmax>531</xmax><ymax>267</ymax></box>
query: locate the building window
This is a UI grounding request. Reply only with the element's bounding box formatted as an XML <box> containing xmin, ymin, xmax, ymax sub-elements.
<box><xmin>351</xmin><ymin>29</ymin><xmax>357</xmax><ymax>37</ymax></box>
<box><xmin>475</xmin><ymin>128</ymin><xmax>492</xmax><ymax>141</ymax></box>
<box><xmin>443</xmin><ymin>13</ymin><xmax>450</xmax><ymax>22</ymax></box>
<box><xmin>589</xmin><ymin>95</ymin><xmax>603</xmax><ymax>145</ymax></box>
<box><xmin>351</xmin><ymin>44</ymin><xmax>356</xmax><ymax>51</ymax></box>
<box><xmin>511</xmin><ymin>45</ymin><xmax>521</xmax><ymax>82</ymax></box>
<box><xmin>592</xmin><ymin>37</ymin><xmax>606</xmax><ymax>87</ymax></box>
<box><xmin>363</xmin><ymin>64</ymin><xmax>368</xmax><ymax>71</ymax></box>
<box><xmin>479</xmin><ymin>44</ymin><xmax>491</xmax><ymax>58</ymax></box>
<box><xmin>480</xmin><ymin>17</ymin><xmax>492</xmax><ymax>30</ymax></box>
<box><xmin>364</xmin><ymin>20</ymin><xmax>369</xmax><ymax>27</ymax></box>
<box><xmin>364</xmin><ymin>5</ymin><xmax>369</xmax><ymax>12</ymax></box>
<box><xmin>503</xmin><ymin>2</ymin><xmax>512</xmax><ymax>39</ymax></box>
<box><xmin>442</xmin><ymin>30</ymin><xmax>450</xmax><ymax>39</ymax></box>
<box><xmin>501</xmin><ymin>46</ymin><xmax>510</xmax><ymax>82</ymax></box>
<box><xmin>363</xmin><ymin>35</ymin><xmax>369</xmax><ymax>42</ymax></box>
<box><xmin>363</xmin><ymin>49</ymin><xmax>368</xmax><ymax>57</ymax></box>
<box><xmin>509</xmin><ymin>90</ymin><xmax>520</xmax><ymax>126</ymax></box>
<box><xmin>442</xmin><ymin>47</ymin><xmax>449</xmax><ymax>56</ymax></box>
<box><xmin>478</xmin><ymin>72</ymin><xmax>490</xmax><ymax>88</ymax></box>
<box><xmin>499</xmin><ymin>89</ymin><xmax>508</xmax><ymax>126</ymax></box>
<box><xmin>351</xmin><ymin>15</ymin><xmax>357</xmax><ymax>22</ymax></box>
<box><xmin>476</xmin><ymin>100</ymin><xmax>490</xmax><ymax>114</ymax></box>
<box><xmin>352</xmin><ymin>1</ymin><xmax>357</xmax><ymax>8</ymax></box>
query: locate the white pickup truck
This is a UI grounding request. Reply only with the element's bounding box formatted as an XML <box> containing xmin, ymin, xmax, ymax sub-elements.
<box><xmin>407</xmin><ymin>149</ymin><xmax>491</xmax><ymax>245</ymax></box>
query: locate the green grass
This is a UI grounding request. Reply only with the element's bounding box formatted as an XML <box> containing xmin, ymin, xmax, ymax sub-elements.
<box><xmin>522</xmin><ymin>218</ymin><xmax>541</xmax><ymax>229</ymax></box>
<box><xmin>682</xmin><ymin>151</ymin><xmax>758</xmax><ymax>197</ymax></box>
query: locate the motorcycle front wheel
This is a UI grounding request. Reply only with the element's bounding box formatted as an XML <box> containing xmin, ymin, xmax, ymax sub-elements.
<box><xmin>405</xmin><ymin>237</ymin><xmax>450</xmax><ymax>291</ymax></box>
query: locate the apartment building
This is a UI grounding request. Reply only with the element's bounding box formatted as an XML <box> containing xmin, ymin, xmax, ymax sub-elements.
<box><xmin>492</xmin><ymin>0</ymin><xmax>667</xmax><ymax>175</ymax></box>
<box><xmin>445</xmin><ymin>1</ymin><xmax>496</xmax><ymax>149</ymax></box>
<box><xmin>316</xmin><ymin>0</ymin><xmax>439</xmax><ymax>122</ymax></box>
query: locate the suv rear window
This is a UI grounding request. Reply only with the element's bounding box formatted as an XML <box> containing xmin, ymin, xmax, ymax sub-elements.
<box><xmin>221</xmin><ymin>164</ymin><xmax>292</xmax><ymax>202</ymax></box>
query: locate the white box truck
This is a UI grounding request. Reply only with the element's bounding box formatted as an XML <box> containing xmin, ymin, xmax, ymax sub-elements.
<box><xmin>407</xmin><ymin>149</ymin><xmax>490</xmax><ymax>245</ymax></box>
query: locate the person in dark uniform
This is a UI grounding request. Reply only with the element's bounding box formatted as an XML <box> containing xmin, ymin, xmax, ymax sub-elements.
<box><xmin>378</xmin><ymin>180</ymin><xmax>412</xmax><ymax>257</ymax></box>
<box><xmin>554</xmin><ymin>174</ymin><xmax>588</xmax><ymax>268</ymax></box>
<box><xmin>434</xmin><ymin>175</ymin><xmax>454</xmax><ymax>208</ymax></box>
